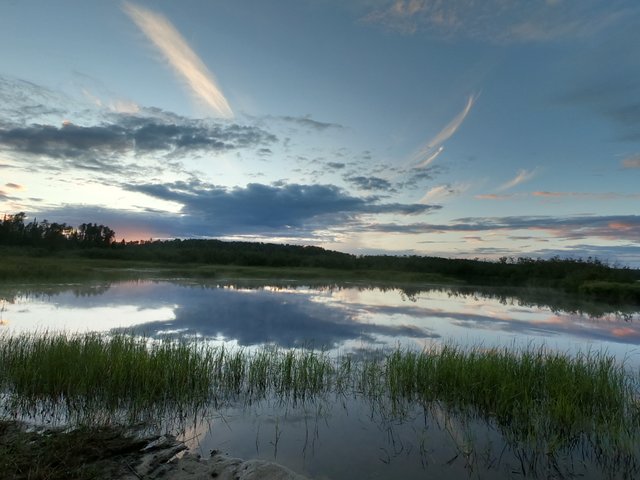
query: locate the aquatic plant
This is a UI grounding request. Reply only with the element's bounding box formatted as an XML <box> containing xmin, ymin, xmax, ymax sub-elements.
<box><xmin>0</xmin><ymin>332</ymin><xmax>638</xmax><ymax>466</ymax></box>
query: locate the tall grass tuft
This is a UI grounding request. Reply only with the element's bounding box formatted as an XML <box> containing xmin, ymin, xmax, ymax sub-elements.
<box><xmin>380</xmin><ymin>344</ymin><xmax>638</xmax><ymax>454</ymax></box>
<box><xmin>0</xmin><ymin>332</ymin><xmax>216</xmax><ymax>423</ymax></box>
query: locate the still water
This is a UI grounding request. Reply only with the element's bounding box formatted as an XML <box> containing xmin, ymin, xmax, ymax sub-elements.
<box><xmin>2</xmin><ymin>280</ymin><xmax>640</xmax><ymax>363</ymax></box>
<box><xmin>2</xmin><ymin>280</ymin><xmax>640</xmax><ymax>479</ymax></box>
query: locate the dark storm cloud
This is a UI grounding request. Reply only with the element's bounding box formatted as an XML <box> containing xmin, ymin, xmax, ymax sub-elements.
<box><xmin>32</xmin><ymin>179</ymin><xmax>440</xmax><ymax>239</ymax></box>
<box><xmin>344</xmin><ymin>175</ymin><xmax>394</xmax><ymax>192</ymax></box>
<box><xmin>126</xmin><ymin>180</ymin><xmax>439</xmax><ymax>233</ymax></box>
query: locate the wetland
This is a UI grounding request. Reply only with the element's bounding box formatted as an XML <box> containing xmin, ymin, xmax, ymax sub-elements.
<box><xmin>2</xmin><ymin>277</ymin><xmax>640</xmax><ymax>479</ymax></box>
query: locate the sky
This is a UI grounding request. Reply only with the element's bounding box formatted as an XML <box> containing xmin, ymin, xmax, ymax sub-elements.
<box><xmin>1</xmin><ymin>0</ymin><xmax>639</xmax><ymax>266</ymax></box>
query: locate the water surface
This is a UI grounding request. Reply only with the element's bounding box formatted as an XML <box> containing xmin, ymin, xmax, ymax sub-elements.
<box><xmin>2</xmin><ymin>280</ymin><xmax>639</xmax><ymax>364</ymax></box>
<box><xmin>2</xmin><ymin>280</ymin><xmax>639</xmax><ymax>479</ymax></box>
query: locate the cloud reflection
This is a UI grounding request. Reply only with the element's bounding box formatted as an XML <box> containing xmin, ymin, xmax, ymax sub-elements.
<box><xmin>5</xmin><ymin>282</ymin><xmax>640</xmax><ymax>356</ymax></box>
<box><xmin>107</xmin><ymin>284</ymin><xmax>438</xmax><ymax>348</ymax></box>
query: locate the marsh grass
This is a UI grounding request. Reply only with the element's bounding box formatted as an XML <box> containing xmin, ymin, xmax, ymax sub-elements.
<box><xmin>0</xmin><ymin>333</ymin><xmax>217</xmax><ymax>425</ymax></box>
<box><xmin>0</xmin><ymin>333</ymin><xmax>638</xmax><ymax>459</ymax></box>
<box><xmin>379</xmin><ymin>346</ymin><xmax>639</xmax><ymax>451</ymax></box>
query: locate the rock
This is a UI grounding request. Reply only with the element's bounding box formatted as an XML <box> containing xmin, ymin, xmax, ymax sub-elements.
<box><xmin>130</xmin><ymin>438</ymin><xmax>312</xmax><ymax>479</ymax></box>
<box><xmin>207</xmin><ymin>452</ymin><xmax>310</xmax><ymax>480</ymax></box>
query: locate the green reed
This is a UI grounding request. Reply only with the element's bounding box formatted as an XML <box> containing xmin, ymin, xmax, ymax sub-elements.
<box><xmin>0</xmin><ymin>332</ymin><xmax>638</xmax><ymax>450</ymax></box>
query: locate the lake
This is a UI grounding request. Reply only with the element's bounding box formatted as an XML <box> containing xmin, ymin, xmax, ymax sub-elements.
<box><xmin>2</xmin><ymin>279</ymin><xmax>640</xmax><ymax>479</ymax></box>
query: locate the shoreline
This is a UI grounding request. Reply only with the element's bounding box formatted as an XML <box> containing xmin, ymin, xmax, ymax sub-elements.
<box><xmin>0</xmin><ymin>421</ymin><xmax>311</xmax><ymax>480</ymax></box>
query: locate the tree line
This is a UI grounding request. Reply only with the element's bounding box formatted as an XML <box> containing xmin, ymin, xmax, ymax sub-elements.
<box><xmin>1</xmin><ymin>211</ymin><xmax>638</xmax><ymax>302</ymax></box>
<box><xmin>0</xmin><ymin>212</ymin><xmax>115</xmax><ymax>249</ymax></box>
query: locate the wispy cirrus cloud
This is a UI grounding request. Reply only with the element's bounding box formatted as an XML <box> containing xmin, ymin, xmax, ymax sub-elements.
<box><xmin>361</xmin><ymin>214</ymin><xmax>640</xmax><ymax>243</ymax></box>
<box><xmin>123</xmin><ymin>2</ymin><xmax>233</xmax><ymax>118</ymax></box>
<box><xmin>362</xmin><ymin>0</ymin><xmax>633</xmax><ymax>43</ymax></box>
<box><xmin>533</xmin><ymin>191</ymin><xmax>640</xmax><ymax>200</ymax></box>
<box><xmin>411</xmin><ymin>94</ymin><xmax>477</xmax><ymax>169</ymax></box>
<box><xmin>419</xmin><ymin>182</ymin><xmax>470</xmax><ymax>203</ymax></box>
<box><xmin>497</xmin><ymin>168</ymin><xmax>537</xmax><ymax>191</ymax></box>
<box><xmin>475</xmin><ymin>193</ymin><xmax>518</xmax><ymax>201</ymax></box>
<box><xmin>476</xmin><ymin>190</ymin><xmax>640</xmax><ymax>201</ymax></box>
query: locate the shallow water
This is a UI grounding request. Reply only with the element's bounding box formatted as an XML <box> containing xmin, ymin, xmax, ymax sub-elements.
<box><xmin>183</xmin><ymin>395</ymin><xmax>633</xmax><ymax>480</ymax></box>
<box><xmin>2</xmin><ymin>280</ymin><xmax>640</xmax><ymax>479</ymax></box>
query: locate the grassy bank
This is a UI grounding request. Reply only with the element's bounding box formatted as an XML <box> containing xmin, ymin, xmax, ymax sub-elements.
<box><xmin>2</xmin><ymin>242</ymin><xmax>640</xmax><ymax>305</ymax></box>
<box><xmin>0</xmin><ymin>252</ymin><xmax>458</xmax><ymax>286</ymax></box>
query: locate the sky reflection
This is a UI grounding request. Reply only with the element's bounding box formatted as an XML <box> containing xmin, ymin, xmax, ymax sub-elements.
<box><xmin>1</xmin><ymin>281</ymin><xmax>639</xmax><ymax>364</ymax></box>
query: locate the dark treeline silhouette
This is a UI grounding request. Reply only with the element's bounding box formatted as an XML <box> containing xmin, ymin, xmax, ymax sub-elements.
<box><xmin>0</xmin><ymin>212</ymin><xmax>115</xmax><ymax>249</ymax></box>
<box><xmin>104</xmin><ymin>238</ymin><xmax>638</xmax><ymax>289</ymax></box>
<box><xmin>2</xmin><ymin>212</ymin><xmax>639</xmax><ymax>303</ymax></box>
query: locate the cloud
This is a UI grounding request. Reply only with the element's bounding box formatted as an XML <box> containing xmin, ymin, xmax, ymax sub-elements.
<box><xmin>415</xmin><ymin>146</ymin><xmax>444</xmax><ymax>169</ymax></box>
<box><xmin>123</xmin><ymin>2</ymin><xmax>233</xmax><ymax>118</ymax></box>
<box><xmin>0</xmin><ymin>113</ymin><xmax>276</xmax><ymax>172</ymax></box>
<box><xmin>4</xmin><ymin>183</ymin><xmax>24</xmax><ymax>190</ymax></box>
<box><xmin>344</xmin><ymin>175</ymin><xmax>394</xmax><ymax>191</ymax></box>
<box><xmin>110</xmin><ymin>180</ymin><xmax>441</xmax><ymax>236</ymax></box>
<box><xmin>425</xmin><ymin>96</ymin><xmax>476</xmax><ymax>149</ymax></box>
<box><xmin>363</xmin><ymin>214</ymin><xmax>640</xmax><ymax>243</ymax></box>
<box><xmin>410</xmin><ymin>94</ymin><xmax>476</xmax><ymax>170</ymax></box>
<box><xmin>327</xmin><ymin>162</ymin><xmax>346</xmax><ymax>170</ymax></box>
<box><xmin>532</xmin><ymin>191</ymin><xmax>563</xmax><ymax>198</ymax></box>
<box><xmin>278</xmin><ymin>115</ymin><xmax>344</xmax><ymax>131</ymax></box>
<box><xmin>419</xmin><ymin>183</ymin><xmax>469</xmax><ymax>203</ymax></box>
<box><xmin>497</xmin><ymin>168</ymin><xmax>537</xmax><ymax>191</ymax></box>
<box><xmin>532</xmin><ymin>191</ymin><xmax>640</xmax><ymax>200</ymax></box>
<box><xmin>0</xmin><ymin>76</ymin><xmax>71</xmax><ymax>125</ymax></box>
<box><xmin>475</xmin><ymin>193</ymin><xmax>517</xmax><ymax>201</ymax></box>
<box><xmin>476</xmin><ymin>190</ymin><xmax>640</xmax><ymax>201</ymax></box>
<box><xmin>622</xmin><ymin>155</ymin><xmax>640</xmax><ymax>169</ymax></box>
<box><xmin>109</xmin><ymin>285</ymin><xmax>436</xmax><ymax>348</ymax></box>
<box><xmin>399</xmin><ymin>165</ymin><xmax>445</xmax><ymax>189</ymax></box>
<box><xmin>362</xmin><ymin>0</ymin><xmax>633</xmax><ymax>43</ymax></box>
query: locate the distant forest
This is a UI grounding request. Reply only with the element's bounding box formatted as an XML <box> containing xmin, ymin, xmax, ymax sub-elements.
<box><xmin>2</xmin><ymin>212</ymin><xmax>639</xmax><ymax>302</ymax></box>
<box><xmin>0</xmin><ymin>212</ymin><xmax>115</xmax><ymax>249</ymax></box>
